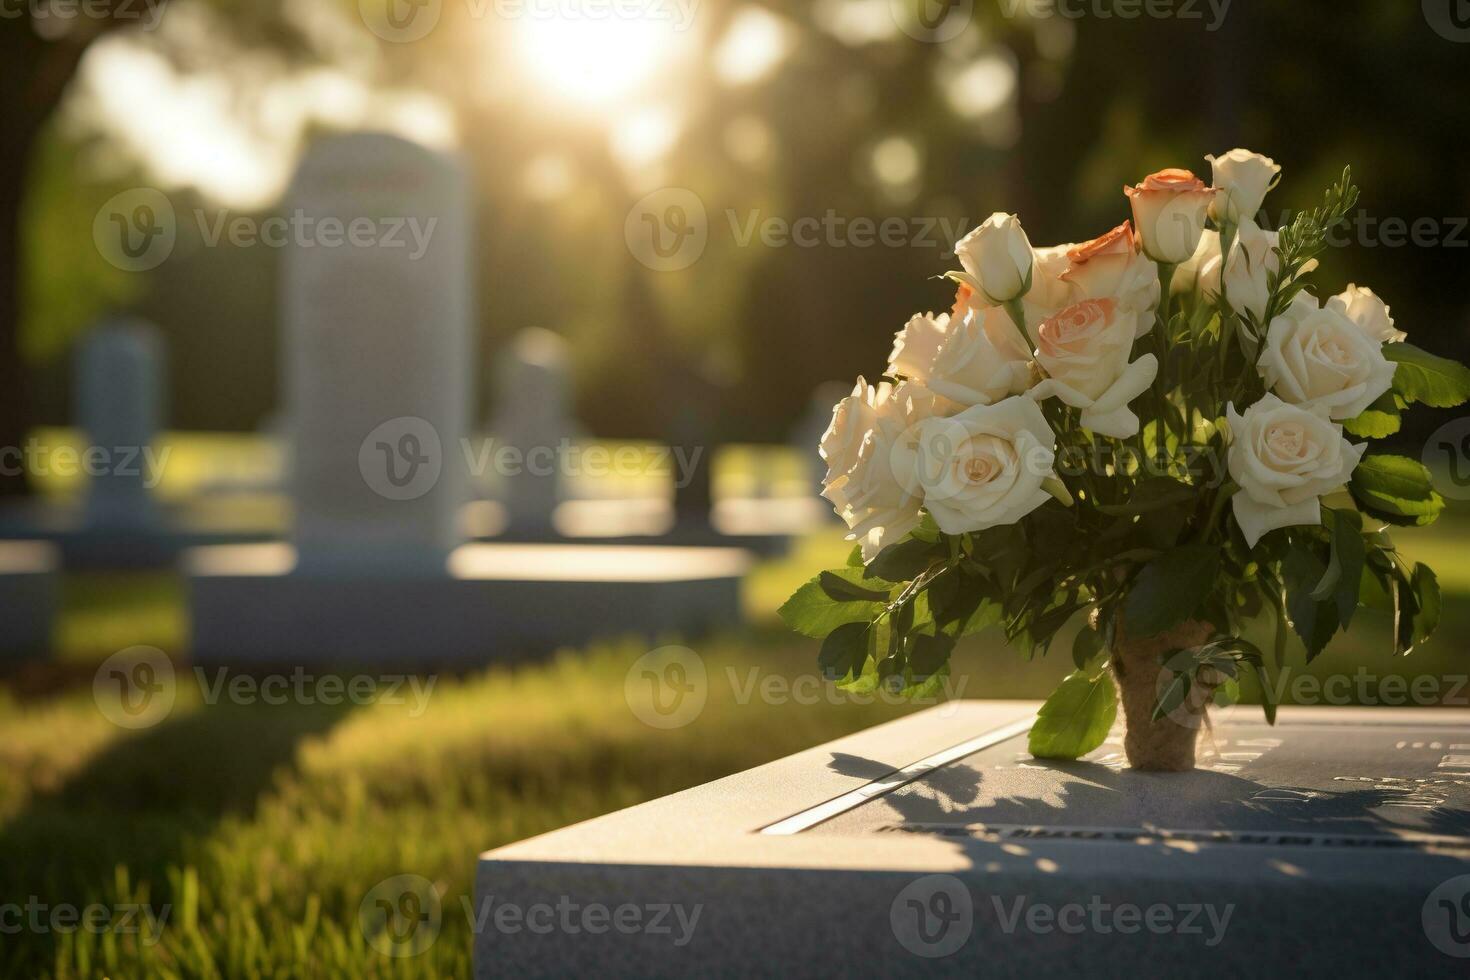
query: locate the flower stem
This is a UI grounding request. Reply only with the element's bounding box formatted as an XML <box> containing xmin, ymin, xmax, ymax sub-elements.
<box><xmin>1002</xmin><ymin>298</ymin><xmax>1032</xmax><ymax>352</ymax></box>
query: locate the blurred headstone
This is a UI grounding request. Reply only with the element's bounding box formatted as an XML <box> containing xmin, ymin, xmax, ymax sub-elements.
<box><xmin>75</xmin><ymin>319</ymin><xmax>164</xmax><ymax>532</ymax></box>
<box><xmin>284</xmin><ymin>133</ymin><xmax>471</xmax><ymax>576</ymax></box>
<box><xmin>188</xmin><ymin>133</ymin><xmax>750</xmax><ymax>665</ymax></box>
<box><xmin>491</xmin><ymin>327</ymin><xmax>578</xmax><ymax>537</ymax></box>
<box><xmin>667</xmin><ymin>373</ymin><xmax>723</xmax><ymax>533</ymax></box>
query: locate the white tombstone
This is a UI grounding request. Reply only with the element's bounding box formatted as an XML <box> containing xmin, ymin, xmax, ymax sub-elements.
<box><xmin>186</xmin><ymin>133</ymin><xmax>751</xmax><ymax>665</ymax></box>
<box><xmin>492</xmin><ymin>327</ymin><xmax>577</xmax><ymax>536</ymax></box>
<box><xmin>283</xmin><ymin>132</ymin><xmax>472</xmax><ymax>576</ymax></box>
<box><xmin>75</xmin><ymin>319</ymin><xmax>164</xmax><ymax>531</ymax></box>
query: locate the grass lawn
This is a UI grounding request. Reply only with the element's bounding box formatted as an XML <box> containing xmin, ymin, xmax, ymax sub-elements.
<box><xmin>1</xmin><ymin>514</ymin><xmax>1466</xmax><ymax>977</ymax></box>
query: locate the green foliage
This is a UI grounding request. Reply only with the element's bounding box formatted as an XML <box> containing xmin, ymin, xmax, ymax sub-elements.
<box><xmin>1123</xmin><ymin>544</ymin><xmax>1221</xmax><ymax>637</ymax></box>
<box><xmin>1263</xmin><ymin>167</ymin><xmax>1360</xmax><ymax>323</ymax></box>
<box><xmin>1341</xmin><ymin>392</ymin><xmax>1402</xmax><ymax>438</ymax></box>
<box><xmin>778</xmin><ymin>568</ymin><xmax>891</xmax><ymax>638</ymax></box>
<box><xmin>1349</xmin><ymin>454</ymin><xmax>1445</xmax><ymax>527</ymax></box>
<box><xmin>1027</xmin><ymin>667</ymin><xmax>1117</xmax><ymax>760</ymax></box>
<box><xmin>1384</xmin><ymin>343</ymin><xmax>1470</xmax><ymax>408</ymax></box>
<box><xmin>1153</xmin><ymin>636</ymin><xmax>1276</xmax><ymax>725</ymax></box>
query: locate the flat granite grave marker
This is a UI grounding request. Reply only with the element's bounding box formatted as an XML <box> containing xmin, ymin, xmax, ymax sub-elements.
<box><xmin>187</xmin><ymin>133</ymin><xmax>749</xmax><ymax>665</ymax></box>
<box><xmin>476</xmin><ymin>703</ymin><xmax>1470</xmax><ymax>976</ymax></box>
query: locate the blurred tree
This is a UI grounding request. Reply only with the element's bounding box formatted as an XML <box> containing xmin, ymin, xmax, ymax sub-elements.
<box><xmin>7</xmin><ymin>0</ymin><xmax>1469</xmax><ymax>473</ymax></box>
<box><xmin>0</xmin><ymin>14</ymin><xmax>128</xmax><ymax>495</ymax></box>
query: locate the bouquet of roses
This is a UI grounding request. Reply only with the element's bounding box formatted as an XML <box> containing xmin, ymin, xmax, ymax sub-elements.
<box><xmin>781</xmin><ymin>150</ymin><xmax>1470</xmax><ymax>770</ymax></box>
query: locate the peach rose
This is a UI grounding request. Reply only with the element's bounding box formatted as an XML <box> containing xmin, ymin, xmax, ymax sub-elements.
<box><xmin>1027</xmin><ymin>298</ymin><xmax>1158</xmax><ymax>439</ymax></box>
<box><xmin>1124</xmin><ymin>168</ymin><xmax>1216</xmax><ymax>265</ymax></box>
<box><xmin>1060</xmin><ymin>221</ymin><xmax>1159</xmax><ymax>332</ymax></box>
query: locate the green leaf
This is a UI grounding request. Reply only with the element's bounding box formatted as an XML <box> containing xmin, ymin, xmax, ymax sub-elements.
<box><xmin>817</xmin><ymin>622</ymin><xmax>870</xmax><ymax>683</ymax></box>
<box><xmin>819</xmin><ymin>569</ymin><xmax>892</xmax><ymax>603</ymax></box>
<box><xmin>1152</xmin><ymin>670</ymin><xmax>1191</xmax><ymax>722</ymax></box>
<box><xmin>1320</xmin><ymin>509</ymin><xmax>1365</xmax><ymax>629</ymax></box>
<box><xmin>1123</xmin><ymin>544</ymin><xmax>1222</xmax><ymax>637</ymax></box>
<box><xmin>1071</xmin><ymin>624</ymin><xmax>1103</xmax><ymax>671</ymax></box>
<box><xmin>846</xmin><ymin>545</ymin><xmax>865</xmax><ymax>568</ymax></box>
<box><xmin>1282</xmin><ymin>545</ymin><xmax>1340</xmax><ymax>661</ymax></box>
<box><xmin>931</xmin><ymin>576</ymin><xmax>1002</xmax><ymax>637</ymax></box>
<box><xmin>906</xmin><ymin>631</ymin><xmax>957</xmax><ymax>677</ymax></box>
<box><xmin>1349</xmin><ymin>454</ymin><xmax>1445</xmax><ymax>527</ymax></box>
<box><xmin>1027</xmin><ymin>669</ymin><xmax>1118</xmax><ymax>760</ymax></box>
<box><xmin>1341</xmin><ymin>391</ymin><xmax>1401</xmax><ymax>438</ymax></box>
<box><xmin>1410</xmin><ymin>563</ymin><xmax>1441</xmax><ymax>649</ymax></box>
<box><xmin>1250</xmin><ymin>657</ymin><xmax>1278</xmax><ymax>725</ymax></box>
<box><xmin>779</xmin><ymin>569</ymin><xmax>888</xmax><ymax>639</ymax></box>
<box><xmin>1095</xmin><ymin>477</ymin><xmax>1196</xmax><ymax>517</ymax></box>
<box><xmin>865</xmin><ymin>536</ymin><xmax>943</xmax><ymax>582</ymax></box>
<box><xmin>1385</xmin><ymin>343</ymin><xmax>1470</xmax><ymax>408</ymax></box>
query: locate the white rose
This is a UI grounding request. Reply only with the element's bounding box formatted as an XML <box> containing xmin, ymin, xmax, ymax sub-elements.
<box><xmin>1026</xmin><ymin>243</ymin><xmax>1079</xmax><ymax>315</ymax></box>
<box><xmin>1205</xmin><ymin>148</ymin><xmax>1281</xmax><ymax>225</ymax></box>
<box><xmin>956</xmin><ymin>212</ymin><xmax>1035</xmax><ymax>305</ymax></box>
<box><xmin>1124</xmin><ymin>169</ymin><xmax>1216</xmax><ymax>265</ymax></box>
<box><xmin>1327</xmin><ymin>284</ymin><xmax>1404</xmax><ymax>344</ymax></box>
<box><xmin>1226</xmin><ymin>394</ymin><xmax>1365</xmax><ymax>548</ymax></box>
<box><xmin>1200</xmin><ymin>219</ymin><xmax>1279</xmax><ymax>321</ymax></box>
<box><xmin>1172</xmin><ymin>229</ymin><xmax>1220</xmax><ymax>297</ymax></box>
<box><xmin>887</xmin><ymin>311</ymin><xmax>953</xmax><ymax>383</ymax></box>
<box><xmin>891</xmin><ymin>307</ymin><xmax>1030</xmax><ymax>408</ymax></box>
<box><xmin>1027</xmin><ymin>298</ymin><xmax>1159</xmax><ymax>439</ymax></box>
<box><xmin>911</xmin><ymin>395</ymin><xmax>1058</xmax><ymax>535</ymax></box>
<box><xmin>820</xmin><ymin>378</ymin><xmax>945</xmax><ymax>560</ymax></box>
<box><xmin>1258</xmin><ymin>293</ymin><xmax>1397</xmax><ymax>420</ymax></box>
